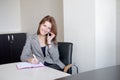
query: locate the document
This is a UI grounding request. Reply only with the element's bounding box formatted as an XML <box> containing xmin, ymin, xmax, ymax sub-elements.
<box><xmin>16</xmin><ymin>62</ymin><xmax>44</xmax><ymax>69</ymax></box>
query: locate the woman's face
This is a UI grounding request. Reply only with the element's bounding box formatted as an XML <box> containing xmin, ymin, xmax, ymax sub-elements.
<box><xmin>39</xmin><ymin>21</ymin><xmax>52</xmax><ymax>36</ymax></box>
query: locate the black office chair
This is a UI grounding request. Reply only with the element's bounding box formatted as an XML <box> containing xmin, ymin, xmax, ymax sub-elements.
<box><xmin>58</xmin><ymin>42</ymin><xmax>73</xmax><ymax>74</ymax></box>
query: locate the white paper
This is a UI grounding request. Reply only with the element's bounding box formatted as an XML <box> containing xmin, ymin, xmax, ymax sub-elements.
<box><xmin>16</xmin><ymin>62</ymin><xmax>44</xmax><ymax>69</ymax></box>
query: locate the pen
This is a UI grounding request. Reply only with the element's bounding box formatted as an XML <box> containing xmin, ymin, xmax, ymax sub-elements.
<box><xmin>32</xmin><ymin>54</ymin><xmax>39</xmax><ymax>64</ymax></box>
<box><xmin>33</xmin><ymin>54</ymin><xmax>37</xmax><ymax>59</ymax></box>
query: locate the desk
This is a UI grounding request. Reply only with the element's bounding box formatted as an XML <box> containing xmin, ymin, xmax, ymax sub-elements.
<box><xmin>0</xmin><ymin>62</ymin><xmax>70</xmax><ymax>80</ymax></box>
<box><xmin>56</xmin><ymin>65</ymin><xmax>120</xmax><ymax>80</ymax></box>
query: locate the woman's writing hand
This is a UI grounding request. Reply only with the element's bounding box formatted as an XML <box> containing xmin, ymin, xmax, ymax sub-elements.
<box><xmin>27</xmin><ymin>58</ymin><xmax>39</xmax><ymax>64</ymax></box>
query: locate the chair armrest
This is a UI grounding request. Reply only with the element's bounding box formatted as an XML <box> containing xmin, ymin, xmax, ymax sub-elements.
<box><xmin>64</xmin><ymin>64</ymin><xmax>79</xmax><ymax>74</ymax></box>
<box><xmin>63</xmin><ymin>64</ymin><xmax>72</xmax><ymax>73</ymax></box>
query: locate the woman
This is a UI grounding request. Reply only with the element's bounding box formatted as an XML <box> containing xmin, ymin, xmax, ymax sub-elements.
<box><xmin>20</xmin><ymin>15</ymin><xmax>65</xmax><ymax>70</ymax></box>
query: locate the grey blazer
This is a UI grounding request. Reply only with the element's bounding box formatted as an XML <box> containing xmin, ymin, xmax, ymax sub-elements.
<box><xmin>20</xmin><ymin>34</ymin><xmax>65</xmax><ymax>69</ymax></box>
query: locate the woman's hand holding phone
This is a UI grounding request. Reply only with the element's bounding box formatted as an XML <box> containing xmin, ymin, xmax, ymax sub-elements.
<box><xmin>47</xmin><ymin>32</ymin><xmax>55</xmax><ymax>44</ymax></box>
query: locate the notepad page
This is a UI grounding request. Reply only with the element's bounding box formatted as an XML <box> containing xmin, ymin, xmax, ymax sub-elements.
<box><xmin>16</xmin><ymin>62</ymin><xmax>44</xmax><ymax>69</ymax></box>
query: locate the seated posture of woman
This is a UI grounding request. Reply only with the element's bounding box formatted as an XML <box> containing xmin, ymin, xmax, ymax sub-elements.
<box><xmin>20</xmin><ymin>15</ymin><xmax>65</xmax><ymax>71</ymax></box>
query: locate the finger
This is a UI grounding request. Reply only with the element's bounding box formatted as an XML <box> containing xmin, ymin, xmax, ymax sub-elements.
<box><xmin>34</xmin><ymin>58</ymin><xmax>39</xmax><ymax>64</ymax></box>
<box><xmin>31</xmin><ymin>59</ymin><xmax>37</xmax><ymax>64</ymax></box>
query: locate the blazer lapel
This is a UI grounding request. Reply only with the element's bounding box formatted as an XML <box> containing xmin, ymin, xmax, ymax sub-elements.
<box><xmin>32</xmin><ymin>35</ymin><xmax>44</xmax><ymax>57</ymax></box>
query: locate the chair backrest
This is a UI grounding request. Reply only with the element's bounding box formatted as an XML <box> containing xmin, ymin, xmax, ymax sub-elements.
<box><xmin>58</xmin><ymin>42</ymin><xmax>73</xmax><ymax>74</ymax></box>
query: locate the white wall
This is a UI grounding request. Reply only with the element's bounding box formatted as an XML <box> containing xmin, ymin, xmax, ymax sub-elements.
<box><xmin>0</xmin><ymin>0</ymin><xmax>21</xmax><ymax>33</ymax></box>
<box><xmin>63</xmin><ymin>0</ymin><xmax>117</xmax><ymax>73</ymax></box>
<box><xmin>21</xmin><ymin>0</ymin><xmax>64</xmax><ymax>41</ymax></box>
<box><xmin>63</xmin><ymin>0</ymin><xmax>96</xmax><ymax>73</ymax></box>
<box><xmin>95</xmin><ymin>0</ymin><xmax>116</xmax><ymax>68</ymax></box>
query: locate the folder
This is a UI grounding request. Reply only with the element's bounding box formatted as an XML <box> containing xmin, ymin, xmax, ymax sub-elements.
<box><xmin>16</xmin><ymin>62</ymin><xmax>44</xmax><ymax>69</ymax></box>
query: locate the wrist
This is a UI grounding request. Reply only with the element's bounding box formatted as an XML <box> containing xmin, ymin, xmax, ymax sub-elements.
<box><xmin>27</xmin><ymin>58</ymin><xmax>33</xmax><ymax>63</ymax></box>
<box><xmin>48</xmin><ymin>43</ymin><xmax>52</xmax><ymax>48</ymax></box>
<box><xmin>47</xmin><ymin>42</ymin><xmax>51</xmax><ymax>45</ymax></box>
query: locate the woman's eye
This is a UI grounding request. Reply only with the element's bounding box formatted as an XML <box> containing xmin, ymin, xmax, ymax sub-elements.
<box><xmin>43</xmin><ymin>24</ymin><xmax>51</xmax><ymax>30</ymax></box>
<box><xmin>43</xmin><ymin>24</ymin><xmax>46</xmax><ymax>27</ymax></box>
<box><xmin>48</xmin><ymin>27</ymin><xmax>51</xmax><ymax>30</ymax></box>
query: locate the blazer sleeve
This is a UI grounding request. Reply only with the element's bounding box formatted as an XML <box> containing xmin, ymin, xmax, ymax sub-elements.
<box><xmin>47</xmin><ymin>44</ymin><xmax>60</xmax><ymax>62</ymax></box>
<box><xmin>20</xmin><ymin>34</ymin><xmax>33</xmax><ymax>62</ymax></box>
<box><xmin>47</xmin><ymin>43</ymin><xmax>65</xmax><ymax>69</ymax></box>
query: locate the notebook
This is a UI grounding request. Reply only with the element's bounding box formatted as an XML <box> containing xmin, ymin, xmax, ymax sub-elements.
<box><xmin>16</xmin><ymin>62</ymin><xmax>44</xmax><ymax>69</ymax></box>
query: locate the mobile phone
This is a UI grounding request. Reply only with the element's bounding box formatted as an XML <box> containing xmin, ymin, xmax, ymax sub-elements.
<box><xmin>48</xmin><ymin>33</ymin><xmax>51</xmax><ymax>36</ymax></box>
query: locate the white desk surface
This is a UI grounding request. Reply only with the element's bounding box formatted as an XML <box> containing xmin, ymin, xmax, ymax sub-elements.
<box><xmin>0</xmin><ymin>62</ymin><xmax>70</xmax><ymax>80</ymax></box>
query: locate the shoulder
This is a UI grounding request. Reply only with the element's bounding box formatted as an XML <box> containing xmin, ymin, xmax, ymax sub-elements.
<box><xmin>50</xmin><ymin>42</ymin><xmax>58</xmax><ymax>48</ymax></box>
<box><xmin>31</xmin><ymin>33</ymin><xmax>38</xmax><ymax>39</ymax></box>
<box><xmin>25</xmin><ymin>33</ymin><xmax>38</xmax><ymax>44</ymax></box>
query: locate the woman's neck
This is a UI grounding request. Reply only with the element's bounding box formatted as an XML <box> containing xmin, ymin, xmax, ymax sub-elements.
<box><xmin>38</xmin><ymin>34</ymin><xmax>46</xmax><ymax>47</ymax></box>
<box><xmin>39</xmin><ymin>34</ymin><xmax>46</xmax><ymax>40</ymax></box>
